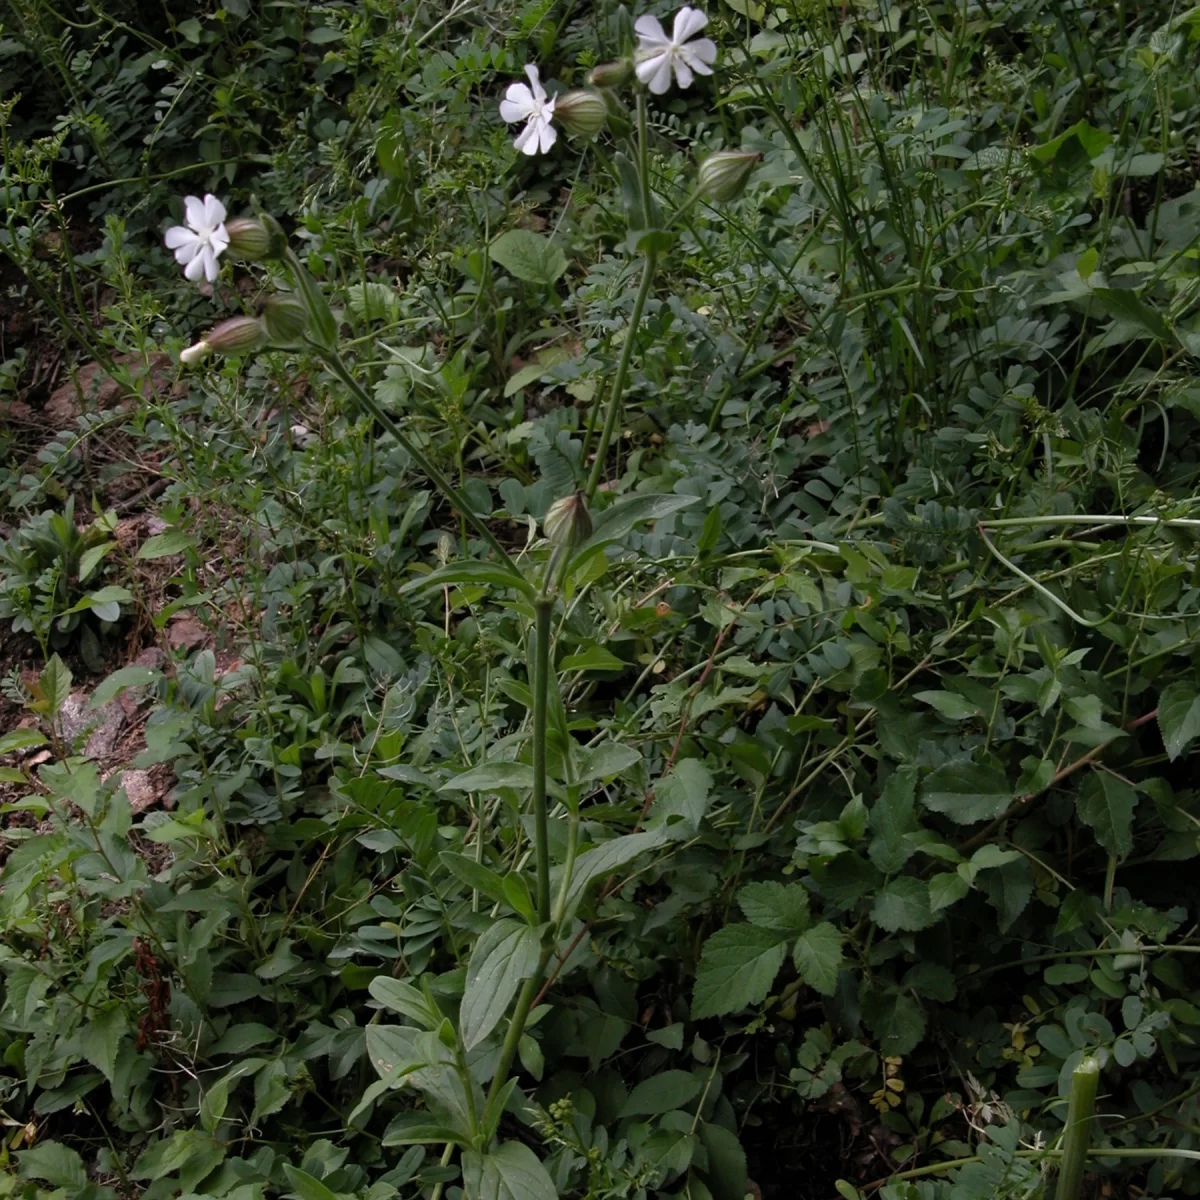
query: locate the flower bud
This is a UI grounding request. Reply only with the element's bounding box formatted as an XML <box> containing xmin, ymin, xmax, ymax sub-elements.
<box><xmin>179</xmin><ymin>339</ymin><xmax>211</xmax><ymax>365</ymax></box>
<box><xmin>205</xmin><ymin>316</ymin><xmax>269</xmax><ymax>356</ymax></box>
<box><xmin>543</xmin><ymin>492</ymin><xmax>592</xmax><ymax>549</ymax></box>
<box><xmin>589</xmin><ymin>59</ymin><xmax>634</xmax><ymax>89</ymax></box>
<box><xmin>224</xmin><ymin>217</ymin><xmax>278</xmax><ymax>262</ymax></box>
<box><xmin>261</xmin><ymin>295</ymin><xmax>309</xmax><ymax>344</ymax></box>
<box><xmin>554</xmin><ymin>90</ymin><xmax>609</xmax><ymax>138</ymax></box>
<box><xmin>697</xmin><ymin>150</ymin><xmax>762</xmax><ymax>203</ymax></box>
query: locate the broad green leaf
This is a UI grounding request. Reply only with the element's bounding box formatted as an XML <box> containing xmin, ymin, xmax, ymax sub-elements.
<box><xmin>138</xmin><ymin>530</ymin><xmax>196</xmax><ymax>559</ymax></box>
<box><xmin>461</xmin><ymin>1140</ymin><xmax>557</xmax><ymax>1200</ymax></box>
<box><xmin>282</xmin><ymin>1165</ymin><xmax>339</xmax><ymax>1200</ymax></box>
<box><xmin>862</xmin><ymin>989</ymin><xmax>926</xmax><ymax>1056</ymax></box>
<box><xmin>869</xmin><ymin>770</ymin><xmax>917</xmax><ymax>873</ymax></box>
<box><xmin>648</xmin><ymin>758</ymin><xmax>713</xmax><ymax>838</ymax></box>
<box><xmin>871</xmin><ymin>877</ymin><xmax>936</xmax><ymax>932</ymax></box>
<box><xmin>560</xmin><ymin>646</ymin><xmax>628</xmax><ymax>673</ymax></box>
<box><xmin>562</xmin><ymin>829</ymin><xmax>668</xmax><ymax>917</ymax></box>
<box><xmin>39</xmin><ymin>654</ymin><xmax>73</xmax><ymax>717</ymax></box>
<box><xmin>364</xmin><ymin>1024</ymin><xmax>423</xmax><ymax>1085</ymax></box>
<box><xmin>928</xmin><ymin>872</ymin><xmax>971</xmax><ymax>911</ymax></box>
<box><xmin>1076</xmin><ymin>772</ymin><xmax>1137</xmax><ymax>858</ymax></box>
<box><xmin>489</xmin><ymin>229</ymin><xmax>568</xmax><ymax>286</ymax></box>
<box><xmin>368</xmin><ymin>977</ymin><xmax>440</xmax><ymax>1029</ymax></box>
<box><xmin>79</xmin><ymin>1005</ymin><xmax>125</xmax><ymax>1083</ymax></box>
<box><xmin>921</xmin><ymin>761</ymin><xmax>1012</xmax><ymax>824</ymax></box>
<box><xmin>621</xmin><ymin>1069</ymin><xmax>703</xmax><ymax>1116</ymax></box>
<box><xmin>737</xmin><ymin>880</ymin><xmax>810</xmax><ymax>935</ymax></box>
<box><xmin>792</xmin><ymin>922</ymin><xmax>844</xmax><ymax>995</ymax></box>
<box><xmin>90</xmin><ymin>665</ymin><xmax>162</xmax><ymax>708</ymax></box>
<box><xmin>440</xmin><ymin>761</ymin><xmax>534</xmax><ymax>793</ymax></box>
<box><xmin>401</xmin><ymin>560</ymin><xmax>534</xmax><ymax>599</ymax></box>
<box><xmin>698</xmin><ymin>1121</ymin><xmax>749</xmax><ymax>1200</ymax></box>
<box><xmin>383</xmin><ymin>1111</ymin><xmax>471</xmax><ymax>1147</ymax></box>
<box><xmin>576</xmin><ymin>741</ymin><xmax>642</xmax><ymax>783</ymax></box>
<box><xmin>0</xmin><ymin>728</ymin><xmax>47</xmax><ymax>754</ymax></box>
<box><xmin>979</xmin><ymin>857</ymin><xmax>1034</xmax><ymax>931</ymax></box>
<box><xmin>691</xmin><ymin>925</ymin><xmax>787</xmax><ymax>1019</ymax></box>
<box><xmin>914</xmin><ymin>690</ymin><xmax>983</xmax><ymax>720</ymax></box>
<box><xmin>1158</xmin><ymin>682</ymin><xmax>1200</xmax><ymax>761</ymax></box>
<box><xmin>575</xmin><ymin>493</ymin><xmax>700</xmax><ymax>556</ymax></box>
<box><xmin>18</xmin><ymin>1141</ymin><xmax>86</xmax><ymax>1189</ymax></box>
<box><xmin>439</xmin><ymin>851</ymin><xmax>509</xmax><ymax>907</ymax></box>
<box><xmin>461</xmin><ymin>919</ymin><xmax>541</xmax><ymax>1049</ymax></box>
<box><xmin>1091</xmin><ymin>288</ymin><xmax>1174</xmax><ymax>344</ymax></box>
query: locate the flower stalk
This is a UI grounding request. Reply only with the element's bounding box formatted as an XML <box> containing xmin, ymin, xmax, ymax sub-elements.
<box><xmin>1055</xmin><ymin>1057</ymin><xmax>1101</xmax><ymax>1200</ymax></box>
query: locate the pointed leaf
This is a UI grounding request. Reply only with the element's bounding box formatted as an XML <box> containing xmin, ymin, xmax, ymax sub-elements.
<box><xmin>461</xmin><ymin>920</ymin><xmax>541</xmax><ymax>1049</ymax></box>
<box><xmin>1158</xmin><ymin>683</ymin><xmax>1200</xmax><ymax>761</ymax></box>
<box><xmin>1076</xmin><ymin>772</ymin><xmax>1137</xmax><ymax>858</ymax></box>
<box><xmin>691</xmin><ymin>925</ymin><xmax>787</xmax><ymax>1019</ymax></box>
<box><xmin>792</xmin><ymin>922</ymin><xmax>844</xmax><ymax>995</ymax></box>
<box><xmin>461</xmin><ymin>1140</ymin><xmax>557</xmax><ymax>1200</ymax></box>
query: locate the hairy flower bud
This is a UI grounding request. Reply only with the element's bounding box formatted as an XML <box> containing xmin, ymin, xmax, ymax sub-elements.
<box><xmin>223</xmin><ymin>217</ymin><xmax>279</xmax><ymax>262</ymax></box>
<box><xmin>206</xmin><ymin>316</ymin><xmax>269</xmax><ymax>356</ymax></box>
<box><xmin>554</xmin><ymin>90</ymin><xmax>609</xmax><ymax>138</ymax></box>
<box><xmin>261</xmin><ymin>295</ymin><xmax>309</xmax><ymax>344</ymax></box>
<box><xmin>697</xmin><ymin>150</ymin><xmax>762</xmax><ymax>203</ymax></box>
<box><xmin>589</xmin><ymin>59</ymin><xmax>634</xmax><ymax>89</ymax></box>
<box><xmin>543</xmin><ymin>492</ymin><xmax>592</xmax><ymax>549</ymax></box>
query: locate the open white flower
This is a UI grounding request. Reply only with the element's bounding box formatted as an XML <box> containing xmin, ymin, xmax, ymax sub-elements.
<box><xmin>634</xmin><ymin>7</ymin><xmax>717</xmax><ymax>94</ymax></box>
<box><xmin>164</xmin><ymin>194</ymin><xmax>230</xmax><ymax>283</ymax></box>
<box><xmin>499</xmin><ymin>65</ymin><xmax>557</xmax><ymax>156</ymax></box>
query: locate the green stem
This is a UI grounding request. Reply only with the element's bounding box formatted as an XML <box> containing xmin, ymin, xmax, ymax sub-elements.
<box><xmin>1055</xmin><ymin>1056</ymin><xmax>1100</xmax><ymax>1200</ymax></box>
<box><xmin>483</xmin><ymin>945</ymin><xmax>553</xmax><ymax>1116</ymax></box>
<box><xmin>312</xmin><ymin>344</ymin><xmax>520</xmax><ymax>576</ymax></box>
<box><xmin>585</xmin><ymin>253</ymin><xmax>656</xmax><ymax>499</ymax></box>
<box><xmin>532</xmin><ymin>595</ymin><xmax>553</xmax><ymax>925</ymax></box>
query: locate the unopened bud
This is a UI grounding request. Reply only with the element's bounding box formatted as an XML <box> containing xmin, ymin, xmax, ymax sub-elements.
<box><xmin>179</xmin><ymin>339</ymin><xmax>211</xmax><ymax>365</ymax></box>
<box><xmin>261</xmin><ymin>295</ymin><xmax>309</xmax><ymax>344</ymax></box>
<box><xmin>590</xmin><ymin>59</ymin><xmax>634</xmax><ymax>89</ymax></box>
<box><xmin>205</xmin><ymin>316</ymin><xmax>269</xmax><ymax>356</ymax></box>
<box><xmin>543</xmin><ymin>492</ymin><xmax>592</xmax><ymax>549</ymax></box>
<box><xmin>697</xmin><ymin>150</ymin><xmax>761</xmax><ymax>203</ymax></box>
<box><xmin>554</xmin><ymin>90</ymin><xmax>609</xmax><ymax>138</ymax></box>
<box><xmin>224</xmin><ymin>217</ymin><xmax>279</xmax><ymax>261</ymax></box>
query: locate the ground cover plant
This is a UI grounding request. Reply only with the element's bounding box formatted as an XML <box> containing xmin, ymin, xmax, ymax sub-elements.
<box><xmin>2</xmin><ymin>0</ymin><xmax>1200</xmax><ymax>1197</ymax></box>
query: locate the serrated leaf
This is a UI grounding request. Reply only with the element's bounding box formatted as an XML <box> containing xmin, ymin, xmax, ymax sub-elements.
<box><xmin>489</xmin><ymin>229</ymin><xmax>568</xmax><ymax>286</ymax></box>
<box><xmin>79</xmin><ymin>1005</ymin><xmax>125</xmax><ymax>1083</ymax></box>
<box><xmin>1158</xmin><ymin>682</ymin><xmax>1200</xmax><ymax>761</ymax></box>
<box><xmin>869</xmin><ymin>770</ymin><xmax>917</xmax><ymax>873</ymax></box>
<box><xmin>461</xmin><ymin>920</ymin><xmax>541</xmax><ymax>1049</ymax></box>
<box><xmin>928</xmin><ymin>872</ymin><xmax>971</xmax><ymax>911</ymax></box>
<box><xmin>862</xmin><ymin>990</ymin><xmax>926</xmax><ymax>1056</ymax></box>
<box><xmin>792</xmin><ymin>922</ymin><xmax>843</xmax><ymax>995</ymax></box>
<box><xmin>691</xmin><ymin>925</ymin><xmax>787</xmax><ymax>1018</ymax></box>
<box><xmin>648</xmin><ymin>758</ymin><xmax>713</xmax><ymax>838</ymax></box>
<box><xmin>737</xmin><ymin>881</ymin><xmax>810</xmax><ymax>935</ymax></box>
<box><xmin>1076</xmin><ymin>771</ymin><xmax>1137</xmax><ymax>858</ymax></box>
<box><xmin>698</xmin><ymin>1121</ymin><xmax>749</xmax><ymax>1200</ymax></box>
<box><xmin>461</xmin><ymin>1140</ymin><xmax>557</xmax><ymax>1200</ymax></box>
<box><xmin>871</xmin><ymin>877</ymin><xmax>936</xmax><ymax>932</ymax></box>
<box><xmin>921</xmin><ymin>761</ymin><xmax>1012</xmax><ymax>824</ymax></box>
<box><xmin>18</xmin><ymin>1141</ymin><xmax>87</xmax><ymax>1189</ymax></box>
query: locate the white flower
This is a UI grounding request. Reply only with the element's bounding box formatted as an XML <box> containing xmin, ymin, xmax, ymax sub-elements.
<box><xmin>634</xmin><ymin>7</ymin><xmax>717</xmax><ymax>94</ymax></box>
<box><xmin>179</xmin><ymin>339</ymin><xmax>211</xmax><ymax>364</ymax></box>
<box><xmin>164</xmin><ymin>194</ymin><xmax>230</xmax><ymax>283</ymax></box>
<box><xmin>499</xmin><ymin>65</ymin><xmax>557</xmax><ymax>156</ymax></box>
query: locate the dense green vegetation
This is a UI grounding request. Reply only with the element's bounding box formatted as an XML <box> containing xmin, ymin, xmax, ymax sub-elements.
<box><xmin>2</xmin><ymin>0</ymin><xmax>1200</xmax><ymax>1197</ymax></box>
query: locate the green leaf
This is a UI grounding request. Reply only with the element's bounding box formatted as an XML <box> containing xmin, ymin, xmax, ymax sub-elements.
<box><xmin>440</xmin><ymin>761</ymin><xmax>535</xmax><ymax>793</ymax></box>
<box><xmin>914</xmin><ymin>690</ymin><xmax>983</xmax><ymax>720</ymax></box>
<box><xmin>439</xmin><ymin>851</ymin><xmax>509</xmax><ymax>907</ymax></box>
<box><xmin>460</xmin><ymin>919</ymin><xmax>542</xmax><ymax>1049</ymax></box>
<box><xmin>575</xmin><ymin>492</ymin><xmax>700</xmax><ymax>555</ymax></box>
<box><xmin>929</xmin><ymin>871</ymin><xmax>971</xmax><ymax>911</ymax></box>
<box><xmin>576</xmin><ymin>741</ymin><xmax>642</xmax><ymax>783</ymax></box>
<box><xmin>698</xmin><ymin>1121</ymin><xmax>749</xmax><ymax>1200</ymax></box>
<box><xmin>138</xmin><ymin>530</ymin><xmax>196</xmax><ymax>559</ymax></box>
<box><xmin>282</xmin><ymin>1165</ymin><xmax>339</xmax><ymax>1200</ymax></box>
<box><xmin>862</xmin><ymin>990</ymin><xmax>926</xmax><ymax>1056</ymax></box>
<box><xmin>382</xmin><ymin>1111</ymin><xmax>470</xmax><ymax>1146</ymax></box>
<box><xmin>792</xmin><ymin>922</ymin><xmax>844</xmax><ymax>995</ymax></box>
<box><xmin>621</xmin><ymin>1069</ymin><xmax>703</xmax><ymax>1116</ymax></box>
<box><xmin>691</xmin><ymin>925</ymin><xmax>787</xmax><ymax>1018</ymax></box>
<box><xmin>921</xmin><ymin>761</ymin><xmax>1012</xmax><ymax>824</ymax></box>
<box><xmin>401</xmin><ymin>560</ymin><xmax>534</xmax><ymax>599</ymax></box>
<box><xmin>461</xmin><ymin>1140</ymin><xmax>557</xmax><ymax>1200</ymax></box>
<box><xmin>648</xmin><ymin>758</ymin><xmax>713</xmax><ymax>838</ymax></box>
<box><xmin>1091</xmin><ymin>288</ymin><xmax>1174</xmax><ymax>344</ymax></box>
<box><xmin>364</xmin><ymin>1024</ymin><xmax>423</xmax><ymax>1085</ymax></box>
<box><xmin>737</xmin><ymin>881</ymin><xmax>810</xmax><ymax>935</ymax></box>
<box><xmin>562</xmin><ymin>829</ymin><xmax>668</xmax><ymax>918</ymax></box>
<box><xmin>979</xmin><ymin>857</ymin><xmax>1034</xmax><ymax>931</ymax></box>
<box><xmin>0</xmin><ymin>728</ymin><xmax>47</xmax><ymax>754</ymax></box>
<box><xmin>1076</xmin><ymin>772</ymin><xmax>1137</xmax><ymax>858</ymax></box>
<box><xmin>79</xmin><ymin>1004</ymin><xmax>125</xmax><ymax>1083</ymax></box>
<box><xmin>368</xmin><ymin>978</ymin><xmax>439</xmax><ymax>1030</ymax></box>
<box><xmin>489</xmin><ymin>229</ymin><xmax>568</xmax><ymax>286</ymax></box>
<box><xmin>18</xmin><ymin>1141</ymin><xmax>87</xmax><ymax>1189</ymax></box>
<box><xmin>40</xmin><ymin>654</ymin><xmax>73</xmax><ymax>717</ymax></box>
<box><xmin>91</xmin><ymin>665</ymin><xmax>161</xmax><ymax>708</ymax></box>
<box><xmin>560</xmin><ymin>646</ymin><xmax>628</xmax><ymax>673</ymax></box>
<box><xmin>869</xmin><ymin>770</ymin><xmax>917</xmax><ymax>873</ymax></box>
<box><xmin>871</xmin><ymin>877</ymin><xmax>936</xmax><ymax>932</ymax></box>
<box><xmin>1158</xmin><ymin>682</ymin><xmax>1200</xmax><ymax>761</ymax></box>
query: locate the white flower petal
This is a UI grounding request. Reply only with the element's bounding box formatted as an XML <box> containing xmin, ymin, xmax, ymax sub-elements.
<box><xmin>634</xmin><ymin>14</ymin><xmax>668</xmax><ymax>46</ymax></box>
<box><xmin>538</xmin><ymin>120</ymin><xmax>557</xmax><ymax>154</ymax></box>
<box><xmin>513</xmin><ymin>119</ymin><xmax>540</xmax><ymax>154</ymax></box>
<box><xmin>201</xmin><ymin>245</ymin><xmax>220</xmax><ymax>282</ymax></box>
<box><xmin>525</xmin><ymin>64</ymin><xmax>548</xmax><ymax>103</ymax></box>
<box><xmin>210</xmin><ymin>226</ymin><xmax>230</xmax><ymax>254</ymax></box>
<box><xmin>646</xmin><ymin>55</ymin><xmax>675</xmax><ymax>94</ymax></box>
<box><xmin>678</xmin><ymin>40</ymin><xmax>716</xmax><ymax>73</ymax></box>
<box><xmin>164</xmin><ymin>225</ymin><xmax>195</xmax><ymax>250</ymax></box>
<box><xmin>172</xmin><ymin>243</ymin><xmax>198</xmax><ymax>266</ymax></box>
<box><xmin>203</xmin><ymin>194</ymin><xmax>226</xmax><ymax>227</ymax></box>
<box><xmin>635</xmin><ymin>50</ymin><xmax>669</xmax><ymax>86</ymax></box>
<box><xmin>672</xmin><ymin>6</ymin><xmax>709</xmax><ymax>42</ymax></box>
<box><xmin>184</xmin><ymin>254</ymin><xmax>207</xmax><ymax>282</ymax></box>
<box><xmin>500</xmin><ymin>83</ymin><xmax>535</xmax><ymax>123</ymax></box>
<box><xmin>184</xmin><ymin>195</ymin><xmax>206</xmax><ymax>231</ymax></box>
<box><xmin>674</xmin><ymin>58</ymin><xmax>695</xmax><ymax>90</ymax></box>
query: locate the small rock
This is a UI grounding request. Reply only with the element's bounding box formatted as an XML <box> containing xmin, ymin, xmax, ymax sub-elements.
<box><xmin>119</xmin><ymin>769</ymin><xmax>160</xmax><ymax>814</ymax></box>
<box><xmin>44</xmin><ymin>352</ymin><xmax>172</xmax><ymax>428</ymax></box>
<box><xmin>146</xmin><ymin>516</ymin><xmax>170</xmax><ymax>536</ymax></box>
<box><xmin>167</xmin><ymin>616</ymin><xmax>209</xmax><ymax>651</ymax></box>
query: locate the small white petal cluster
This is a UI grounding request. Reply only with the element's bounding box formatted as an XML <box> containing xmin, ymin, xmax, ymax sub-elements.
<box><xmin>164</xmin><ymin>194</ymin><xmax>230</xmax><ymax>283</ymax></box>
<box><xmin>499</xmin><ymin>65</ymin><xmax>558</xmax><ymax>156</ymax></box>
<box><xmin>634</xmin><ymin>7</ymin><xmax>717</xmax><ymax>95</ymax></box>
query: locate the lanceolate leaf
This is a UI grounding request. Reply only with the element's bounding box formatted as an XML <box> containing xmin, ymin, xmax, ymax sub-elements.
<box><xmin>461</xmin><ymin>920</ymin><xmax>542</xmax><ymax>1049</ymax></box>
<box><xmin>461</xmin><ymin>1140</ymin><xmax>558</xmax><ymax>1200</ymax></box>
